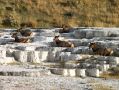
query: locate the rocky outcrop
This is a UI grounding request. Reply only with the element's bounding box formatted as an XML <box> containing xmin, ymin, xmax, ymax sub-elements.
<box><xmin>13</xmin><ymin>50</ymin><xmax>49</xmax><ymax>63</ymax></box>
<box><xmin>86</xmin><ymin>68</ymin><xmax>100</xmax><ymax>77</ymax></box>
<box><xmin>0</xmin><ymin>65</ymin><xmax>51</xmax><ymax>76</ymax></box>
<box><xmin>74</xmin><ymin>28</ymin><xmax>119</xmax><ymax>39</ymax></box>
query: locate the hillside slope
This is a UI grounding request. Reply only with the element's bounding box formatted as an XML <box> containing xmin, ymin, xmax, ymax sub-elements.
<box><xmin>0</xmin><ymin>0</ymin><xmax>119</xmax><ymax>28</ymax></box>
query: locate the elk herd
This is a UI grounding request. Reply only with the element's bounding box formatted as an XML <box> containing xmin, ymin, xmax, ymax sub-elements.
<box><xmin>8</xmin><ymin>26</ymin><xmax>114</xmax><ymax>56</ymax></box>
<box><xmin>11</xmin><ymin>28</ymin><xmax>32</xmax><ymax>43</ymax></box>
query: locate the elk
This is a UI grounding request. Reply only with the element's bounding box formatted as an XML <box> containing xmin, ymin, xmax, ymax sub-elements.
<box><xmin>14</xmin><ymin>36</ymin><xmax>29</xmax><ymax>43</ymax></box>
<box><xmin>17</xmin><ymin>28</ymin><xmax>33</xmax><ymax>37</ymax></box>
<box><xmin>89</xmin><ymin>42</ymin><xmax>113</xmax><ymax>56</ymax></box>
<box><xmin>20</xmin><ymin>29</ymin><xmax>32</xmax><ymax>37</ymax></box>
<box><xmin>11</xmin><ymin>32</ymin><xmax>30</xmax><ymax>43</ymax></box>
<box><xmin>11</xmin><ymin>28</ymin><xmax>33</xmax><ymax>37</ymax></box>
<box><xmin>59</xmin><ymin>24</ymin><xmax>71</xmax><ymax>33</ymax></box>
<box><xmin>53</xmin><ymin>36</ymin><xmax>74</xmax><ymax>48</ymax></box>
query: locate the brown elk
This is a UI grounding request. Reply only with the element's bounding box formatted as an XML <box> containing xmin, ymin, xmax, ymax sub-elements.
<box><xmin>59</xmin><ymin>24</ymin><xmax>71</xmax><ymax>33</ymax></box>
<box><xmin>14</xmin><ymin>36</ymin><xmax>29</xmax><ymax>43</ymax></box>
<box><xmin>17</xmin><ymin>28</ymin><xmax>33</xmax><ymax>37</ymax></box>
<box><xmin>20</xmin><ymin>29</ymin><xmax>32</xmax><ymax>37</ymax></box>
<box><xmin>10</xmin><ymin>27</ymin><xmax>32</xmax><ymax>43</ymax></box>
<box><xmin>89</xmin><ymin>42</ymin><xmax>113</xmax><ymax>56</ymax></box>
<box><xmin>11</xmin><ymin>32</ymin><xmax>30</xmax><ymax>43</ymax></box>
<box><xmin>53</xmin><ymin>36</ymin><xmax>74</xmax><ymax>48</ymax></box>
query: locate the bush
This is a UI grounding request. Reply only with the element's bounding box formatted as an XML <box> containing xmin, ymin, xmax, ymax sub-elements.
<box><xmin>64</xmin><ymin>12</ymin><xmax>74</xmax><ymax>18</ymax></box>
<box><xmin>20</xmin><ymin>21</ymin><xmax>37</xmax><ymax>28</ymax></box>
<box><xmin>26</xmin><ymin>21</ymin><xmax>36</xmax><ymax>27</ymax></box>
<box><xmin>5</xmin><ymin>6</ymin><xmax>13</xmax><ymax>11</ymax></box>
<box><xmin>109</xmin><ymin>0</ymin><xmax>117</xmax><ymax>6</ymax></box>
<box><xmin>20</xmin><ymin>22</ymin><xmax>26</xmax><ymax>27</ymax></box>
<box><xmin>2</xmin><ymin>16</ymin><xmax>18</xmax><ymax>27</ymax></box>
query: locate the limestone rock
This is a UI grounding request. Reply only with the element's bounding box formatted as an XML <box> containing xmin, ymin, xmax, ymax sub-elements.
<box><xmin>13</xmin><ymin>50</ymin><xmax>49</xmax><ymax>63</ymax></box>
<box><xmin>108</xmin><ymin>57</ymin><xmax>119</xmax><ymax>65</ymax></box>
<box><xmin>6</xmin><ymin>49</ymin><xmax>15</xmax><ymax>57</ymax></box>
<box><xmin>39</xmin><ymin>50</ymin><xmax>49</xmax><ymax>62</ymax></box>
<box><xmin>86</xmin><ymin>68</ymin><xmax>100</xmax><ymax>77</ymax></box>
<box><xmin>0</xmin><ymin>35</ymin><xmax>14</xmax><ymax>44</ymax></box>
<box><xmin>76</xmin><ymin>69</ymin><xmax>86</xmax><ymax>77</ymax></box>
<box><xmin>71</xmin><ymin>46</ymin><xmax>91</xmax><ymax>54</ymax></box>
<box><xmin>0</xmin><ymin>57</ymin><xmax>15</xmax><ymax>64</ymax></box>
<box><xmin>50</xmin><ymin>68</ymin><xmax>76</xmax><ymax>77</ymax></box>
<box><xmin>100</xmin><ymin>64</ymin><xmax>110</xmax><ymax>72</ymax></box>
<box><xmin>46</xmin><ymin>47</ymin><xmax>67</xmax><ymax>62</ymax></box>
<box><xmin>74</xmin><ymin>28</ymin><xmax>119</xmax><ymax>39</ymax></box>
<box><xmin>0</xmin><ymin>50</ymin><xmax>6</xmax><ymax>58</ymax></box>
<box><xmin>64</xmin><ymin>69</ymin><xmax>76</xmax><ymax>77</ymax></box>
<box><xmin>27</xmin><ymin>51</ymin><xmax>40</xmax><ymax>63</ymax></box>
<box><xmin>15</xmin><ymin>46</ymin><xmax>36</xmax><ymax>51</ymax></box>
<box><xmin>50</xmin><ymin>68</ymin><xmax>63</xmax><ymax>75</ymax></box>
<box><xmin>13</xmin><ymin>51</ymin><xmax>28</xmax><ymax>62</ymax></box>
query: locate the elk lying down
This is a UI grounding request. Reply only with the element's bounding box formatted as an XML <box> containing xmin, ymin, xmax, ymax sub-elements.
<box><xmin>21</xmin><ymin>30</ymin><xmax>32</xmax><ymax>37</ymax></box>
<box><xmin>89</xmin><ymin>42</ymin><xmax>113</xmax><ymax>56</ymax></box>
<box><xmin>17</xmin><ymin>28</ymin><xmax>33</xmax><ymax>37</ymax></box>
<box><xmin>14</xmin><ymin>36</ymin><xmax>30</xmax><ymax>43</ymax></box>
<box><xmin>11</xmin><ymin>32</ymin><xmax>30</xmax><ymax>43</ymax></box>
<box><xmin>53</xmin><ymin>36</ymin><xmax>74</xmax><ymax>48</ymax></box>
<box><xmin>59</xmin><ymin>25</ymin><xmax>71</xmax><ymax>33</ymax></box>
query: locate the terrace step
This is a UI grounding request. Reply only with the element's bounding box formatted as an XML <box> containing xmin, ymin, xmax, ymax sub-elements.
<box><xmin>0</xmin><ymin>27</ymin><xmax>119</xmax><ymax>78</ymax></box>
<box><xmin>0</xmin><ymin>65</ymin><xmax>51</xmax><ymax>77</ymax></box>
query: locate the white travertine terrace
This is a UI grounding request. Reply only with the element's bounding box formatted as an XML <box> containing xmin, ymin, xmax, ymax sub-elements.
<box><xmin>0</xmin><ymin>27</ymin><xmax>119</xmax><ymax>77</ymax></box>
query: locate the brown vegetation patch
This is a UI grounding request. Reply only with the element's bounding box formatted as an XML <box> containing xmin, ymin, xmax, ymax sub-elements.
<box><xmin>0</xmin><ymin>0</ymin><xmax>119</xmax><ymax>28</ymax></box>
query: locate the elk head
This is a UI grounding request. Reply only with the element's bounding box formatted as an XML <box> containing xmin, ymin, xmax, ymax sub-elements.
<box><xmin>89</xmin><ymin>42</ymin><xmax>97</xmax><ymax>49</ymax></box>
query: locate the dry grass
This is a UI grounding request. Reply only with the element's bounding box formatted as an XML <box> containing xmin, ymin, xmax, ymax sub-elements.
<box><xmin>0</xmin><ymin>0</ymin><xmax>119</xmax><ymax>28</ymax></box>
<box><xmin>100</xmin><ymin>66</ymin><xmax>119</xmax><ymax>79</ymax></box>
<box><xmin>88</xmin><ymin>79</ymin><xmax>113</xmax><ymax>90</ymax></box>
<box><xmin>100</xmin><ymin>72</ymin><xmax>119</xmax><ymax>79</ymax></box>
<box><xmin>92</xmin><ymin>84</ymin><xmax>113</xmax><ymax>90</ymax></box>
